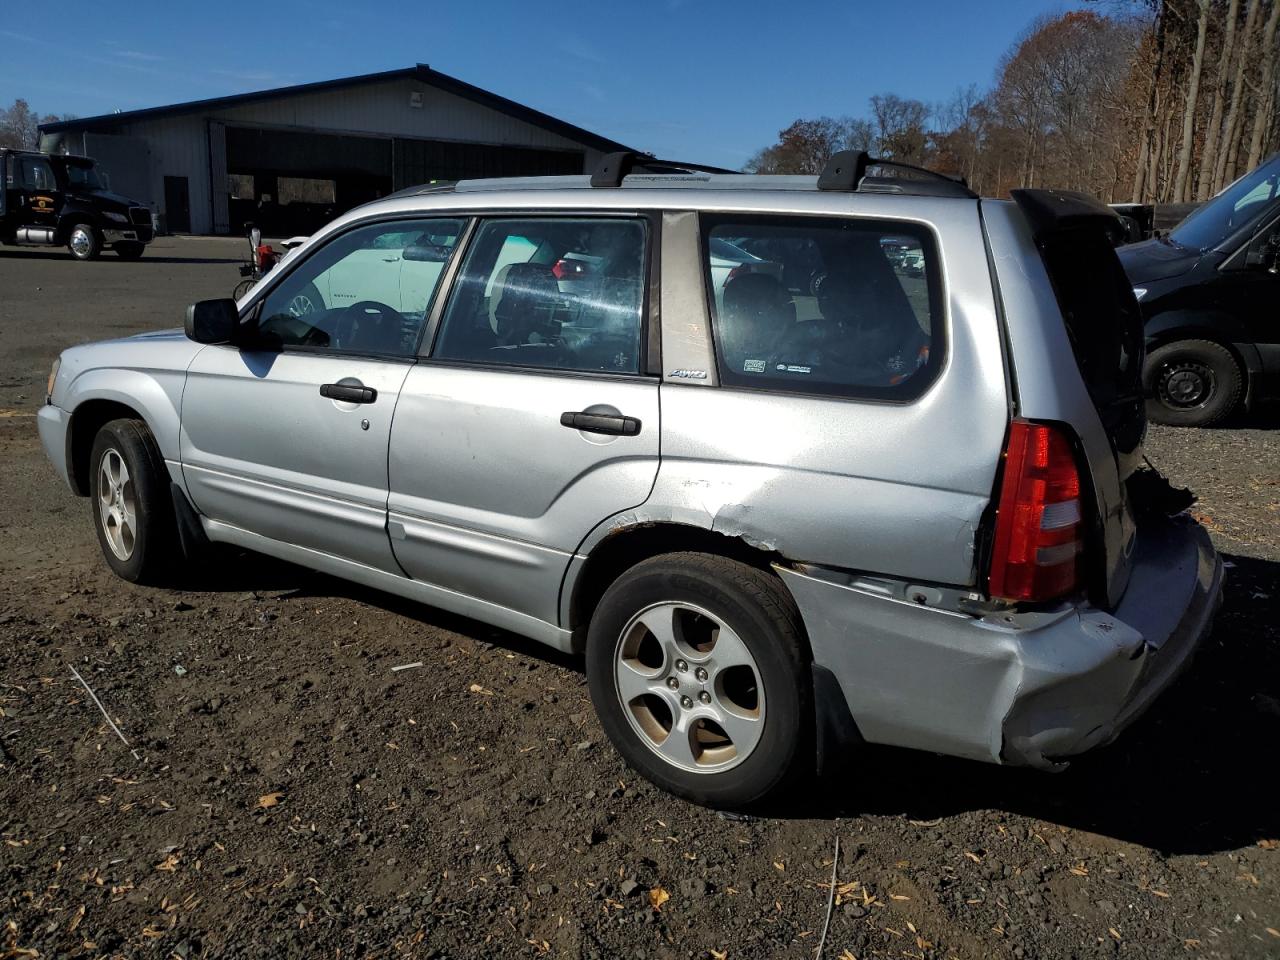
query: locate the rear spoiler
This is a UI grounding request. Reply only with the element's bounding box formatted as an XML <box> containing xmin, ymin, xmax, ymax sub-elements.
<box><xmin>1010</xmin><ymin>189</ymin><xmax>1126</xmax><ymax>244</ymax></box>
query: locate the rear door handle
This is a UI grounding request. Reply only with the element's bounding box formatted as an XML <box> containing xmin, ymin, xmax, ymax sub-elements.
<box><xmin>560</xmin><ymin>411</ymin><xmax>641</xmax><ymax>436</ymax></box>
<box><xmin>320</xmin><ymin>383</ymin><xmax>377</xmax><ymax>403</ymax></box>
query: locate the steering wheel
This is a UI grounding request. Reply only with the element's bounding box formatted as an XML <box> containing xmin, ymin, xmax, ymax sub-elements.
<box><xmin>334</xmin><ymin>300</ymin><xmax>403</xmax><ymax>353</ymax></box>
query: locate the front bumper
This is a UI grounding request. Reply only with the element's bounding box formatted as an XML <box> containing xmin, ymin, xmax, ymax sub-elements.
<box><xmin>37</xmin><ymin>403</ymin><xmax>74</xmax><ymax>492</ymax></box>
<box><xmin>103</xmin><ymin>226</ymin><xmax>154</xmax><ymax>245</ymax></box>
<box><xmin>780</xmin><ymin>515</ymin><xmax>1223</xmax><ymax>770</ymax></box>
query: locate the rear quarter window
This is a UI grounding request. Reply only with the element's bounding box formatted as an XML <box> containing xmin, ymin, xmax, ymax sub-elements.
<box><xmin>701</xmin><ymin>214</ymin><xmax>944</xmax><ymax>401</ymax></box>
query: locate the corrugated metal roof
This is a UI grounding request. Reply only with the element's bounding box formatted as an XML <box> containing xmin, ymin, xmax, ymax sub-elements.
<box><xmin>37</xmin><ymin>63</ymin><xmax>634</xmax><ymax>154</ymax></box>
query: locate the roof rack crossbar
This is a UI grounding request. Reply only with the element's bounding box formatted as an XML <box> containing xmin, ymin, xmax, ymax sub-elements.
<box><xmin>590</xmin><ymin>151</ymin><xmax>736</xmax><ymax>187</ymax></box>
<box><xmin>817</xmin><ymin>150</ymin><xmax>978</xmax><ymax>198</ymax></box>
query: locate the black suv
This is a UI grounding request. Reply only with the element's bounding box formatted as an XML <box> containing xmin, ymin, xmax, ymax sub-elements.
<box><xmin>1119</xmin><ymin>153</ymin><xmax>1280</xmax><ymax>426</ymax></box>
<box><xmin>0</xmin><ymin>149</ymin><xmax>154</xmax><ymax>260</ymax></box>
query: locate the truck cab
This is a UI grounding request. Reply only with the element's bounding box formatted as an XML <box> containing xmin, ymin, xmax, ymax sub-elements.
<box><xmin>1</xmin><ymin>149</ymin><xmax>154</xmax><ymax>260</ymax></box>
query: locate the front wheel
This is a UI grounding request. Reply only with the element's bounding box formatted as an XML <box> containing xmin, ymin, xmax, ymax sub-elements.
<box><xmin>89</xmin><ymin>419</ymin><xmax>179</xmax><ymax>583</ymax></box>
<box><xmin>115</xmin><ymin>241</ymin><xmax>145</xmax><ymax>259</ymax></box>
<box><xmin>1144</xmin><ymin>339</ymin><xmax>1243</xmax><ymax>427</ymax></box>
<box><xmin>67</xmin><ymin>223</ymin><xmax>101</xmax><ymax>261</ymax></box>
<box><xmin>585</xmin><ymin>553</ymin><xmax>812</xmax><ymax>809</ymax></box>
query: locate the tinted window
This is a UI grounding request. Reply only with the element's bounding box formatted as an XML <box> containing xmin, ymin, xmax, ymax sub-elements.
<box><xmin>254</xmin><ymin>218</ymin><xmax>465</xmax><ymax>356</ymax></box>
<box><xmin>704</xmin><ymin>216</ymin><xmax>941</xmax><ymax>399</ymax></box>
<box><xmin>433</xmin><ymin>218</ymin><xmax>645</xmax><ymax>375</ymax></box>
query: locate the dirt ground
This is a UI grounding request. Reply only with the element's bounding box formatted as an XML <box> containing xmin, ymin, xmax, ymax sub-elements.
<box><xmin>1</xmin><ymin>238</ymin><xmax>1278</xmax><ymax>960</ymax></box>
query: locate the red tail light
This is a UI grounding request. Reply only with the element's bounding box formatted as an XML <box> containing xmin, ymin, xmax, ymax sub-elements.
<box><xmin>987</xmin><ymin>420</ymin><xmax>1084</xmax><ymax>602</ymax></box>
<box><xmin>551</xmin><ymin>258</ymin><xmax>592</xmax><ymax>280</ymax></box>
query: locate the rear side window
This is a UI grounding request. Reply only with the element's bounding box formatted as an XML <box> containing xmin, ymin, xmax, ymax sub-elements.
<box><xmin>433</xmin><ymin>217</ymin><xmax>646</xmax><ymax>375</ymax></box>
<box><xmin>702</xmin><ymin>216</ymin><xmax>943</xmax><ymax>400</ymax></box>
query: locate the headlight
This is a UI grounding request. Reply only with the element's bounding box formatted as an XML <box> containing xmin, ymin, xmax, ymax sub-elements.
<box><xmin>46</xmin><ymin>357</ymin><xmax>61</xmax><ymax>404</ymax></box>
<box><xmin>104</xmin><ymin>211</ymin><xmax>128</xmax><ymax>223</ymax></box>
<box><xmin>1132</xmin><ymin>286</ymin><xmax>1147</xmax><ymax>301</ymax></box>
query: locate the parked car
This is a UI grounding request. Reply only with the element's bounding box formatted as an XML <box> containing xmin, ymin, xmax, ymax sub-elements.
<box><xmin>1119</xmin><ymin>152</ymin><xmax>1280</xmax><ymax>426</ymax></box>
<box><xmin>39</xmin><ymin>152</ymin><xmax>1222</xmax><ymax>808</ymax></box>
<box><xmin>0</xmin><ymin>149</ymin><xmax>154</xmax><ymax>260</ymax></box>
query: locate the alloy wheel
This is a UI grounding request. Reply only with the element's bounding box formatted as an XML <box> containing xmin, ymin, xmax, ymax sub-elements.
<box><xmin>96</xmin><ymin>448</ymin><xmax>137</xmax><ymax>561</ymax></box>
<box><xmin>70</xmin><ymin>227</ymin><xmax>95</xmax><ymax>258</ymax></box>
<box><xmin>613</xmin><ymin>601</ymin><xmax>765</xmax><ymax>773</ymax></box>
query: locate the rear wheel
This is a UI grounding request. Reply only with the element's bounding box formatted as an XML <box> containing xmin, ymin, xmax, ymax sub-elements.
<box><xmin>89</xmin><ymin>419</ymin><xmax>179</xmax><ymax>583</ymax></box>
<box><xmin>68</xmin><ymin>223</ymin><xmax>100</xmax><ymax>261</ymax></box>
<box><xmin>1144</xmin><ymin>339</ymin><xmax>1243</xmax><ymax>427</ymax></box>
<box><xmin>585</xmin><ymin>553</ymin><xmax>811</xmax><ymax>809</ymax></box>
<box><xmin>115</xmin><ymin>241</ymin><xmax>145</xmax><ymax>259</ymax></box>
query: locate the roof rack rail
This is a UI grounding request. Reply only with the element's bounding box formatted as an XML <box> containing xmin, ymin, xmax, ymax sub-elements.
<box><xmin>817</xmin><ymin>151</ymin><xmax>978</xmax><ymax>199</ymax></box>
<box><xmin>590</xmin><ymin>151</ymin><xmax>737</xmax><ymax>187</ymax></box>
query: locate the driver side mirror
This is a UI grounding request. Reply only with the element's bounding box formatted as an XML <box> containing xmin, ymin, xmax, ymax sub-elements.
<box><xmin>185</xmin><ymin>298</ymin><xmax>239</xmax><ymax>344</ymax></box>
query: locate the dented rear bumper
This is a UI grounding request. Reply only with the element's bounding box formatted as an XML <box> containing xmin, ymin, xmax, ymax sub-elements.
<box><xmin>779</xmin><ymin>515</ymin><xmax>1222</xmax><ymax>770</ymax></box>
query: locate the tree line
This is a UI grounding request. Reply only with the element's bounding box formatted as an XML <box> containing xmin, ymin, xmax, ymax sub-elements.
<box><xmin>0</xmin><ymin>99</ymin><xmax>74</xmax><ymax>151</ymax></box>
<box><xmin>745</xmin><ymin>1</ymin><xmax>1280</xmax><ymax>202</ymax></box>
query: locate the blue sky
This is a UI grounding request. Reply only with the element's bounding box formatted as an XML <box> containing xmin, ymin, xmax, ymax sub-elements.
<box><xmin>1</xmin><ymin>0</ymin><xmax>1092</xmax><ymax>169</ymax></box>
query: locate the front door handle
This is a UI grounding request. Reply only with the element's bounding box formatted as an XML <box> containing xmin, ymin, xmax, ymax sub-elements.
<box><xmin>320</xmin><ymin>382</ymin><xmax>377</xmax><ymax>403</ymax></box>
<box><xmin>560</xmin><ymin>411</ymin><xmax>641</xmax><ymax>436</ymax></box>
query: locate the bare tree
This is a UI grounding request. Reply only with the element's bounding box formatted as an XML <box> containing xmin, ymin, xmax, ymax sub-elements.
<box><xmin>0</xmin><ymin>99</ymin><xmax>41</xmax><ymax>150</ymax></box>
<box><xmin>1196</xmin><ymin>0</ymin><xmax>1240</xmax><ymax>199</ymax></box>
<box><xmin>869</xmin><ymin>94</ymin><xmax>930</xmax><ymax>164</ymax></box>
<box><xmin>1172</xmin><ymin>0</ymin><xmax>1211</xmax><ymax>201</ymax></box>
<box><xmin>1245</xmin><ymin>0</ymin><xmax>1280</xmax><ymax>169</ymax></box>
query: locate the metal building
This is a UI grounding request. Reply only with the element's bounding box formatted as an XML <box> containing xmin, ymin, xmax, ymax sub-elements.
<box><xmin>37</xmin><ymin>64</ymin><xmax>634</xmax><ymax>236</ymax></box>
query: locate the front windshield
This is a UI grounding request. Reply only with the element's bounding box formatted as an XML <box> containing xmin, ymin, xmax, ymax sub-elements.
<box><xmin>62</xmin><ymin>163</ymin><xmax>105</xmax><ymax>190</ymax></box>
<box><xmin>1169</xmin><ymin>154</ymin><xmax>1280</xmax><ymax>250</ymax></box>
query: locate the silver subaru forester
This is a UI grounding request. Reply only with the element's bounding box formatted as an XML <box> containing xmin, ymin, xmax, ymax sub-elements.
<box><xmin>39</xmin><ymin>152</ymin><xmax>1223</xmax><ymax>808</ymax></box>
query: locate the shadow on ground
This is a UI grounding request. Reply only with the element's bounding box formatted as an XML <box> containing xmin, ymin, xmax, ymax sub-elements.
<box><xmin>803</xmin><ymin>552</ymin><xmax>1280</xmax><ymax>857</ymax></box>
<box><xmin>178</xmin><ymin>547</ymin><xmax>1278</xmax><ymax>857</ymax></box>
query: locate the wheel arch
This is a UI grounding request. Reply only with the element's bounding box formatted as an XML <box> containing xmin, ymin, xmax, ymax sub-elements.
<box><xmin>64</xmin><ymin>376</ymin><xmax>183</xmax><ymax>497</ymax></box>
<box><xmin>1144</xmin><ymin>311</ymin><xmax>1262</xmax><ymax>379</ymax></box>
<box><xmin>563</xmin><ymin>520</ymin><xmax>791</xmax><ymax>655</ymax></box>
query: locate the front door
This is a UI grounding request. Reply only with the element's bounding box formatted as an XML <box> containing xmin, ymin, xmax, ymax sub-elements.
<box><xmin>387</xmin><ymin>215</ymin><xmax>660</xmax><ymax>626</ymax></box>
<box><xmin>164</xmin><ymin>176</ymin><xmax>190</xmax><ymax>233</ymax></box>
<box><xmin>179</xmin><ymin>215</ymin><xmax>467</xmax><ymax>572</ymax></box>
<box><xmin>13</xmin><ymin>154</ymin><xmax>61</xmax><ymax>230</ymax></box>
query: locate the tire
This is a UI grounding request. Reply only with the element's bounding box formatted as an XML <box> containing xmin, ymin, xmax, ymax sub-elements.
<box><xmin>1144</xmin><ymin>339</ymin><xmax>1243</xmax><ymax>427</ymax></box>
<box><xmin>232</xmin><ymin>278</ymin><xmax>257</xmax><ymax>301</ymax></box>
<box><xmin>115</xmin><ymin>241</ymin><xmax>145</xmax><ymax>259</ymax></box>
<box><xmin>67</xmin><ymin>223</ymin><xmax>101</xmax><ymax>261</ymax></box>
<box><xmin>585</xmin><ymin>552</ymin><xmax>812</xmax><ymax>809</ymax></box>
<box><xmin>88</xmin><ymin>419</ymin><xmax>180</xmax><ymax>584</ymax></box>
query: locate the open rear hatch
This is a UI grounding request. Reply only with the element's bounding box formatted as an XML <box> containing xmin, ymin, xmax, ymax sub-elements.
<box><xmin>1007</xmin><ymin>190</ymin><xmax>1149</xmax><ymax>608</ymax></box>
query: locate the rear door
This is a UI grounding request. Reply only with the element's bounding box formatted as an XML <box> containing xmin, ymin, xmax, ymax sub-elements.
<box><xmin>386</xmin><ymin>215</ymin><xmax>660</xmax><ymax>626</ymax></box>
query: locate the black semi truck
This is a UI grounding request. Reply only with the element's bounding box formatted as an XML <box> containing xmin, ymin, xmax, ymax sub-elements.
<box><xmin>1</xmin><ymin>149</ymin><xmax>153</xmax><ymax>260</ymax></box>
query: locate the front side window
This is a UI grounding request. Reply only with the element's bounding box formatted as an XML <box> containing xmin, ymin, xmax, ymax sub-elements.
<box><xmin>253</xmin><ymin>218</ymin><xmax>465</xmax><ymax>356</ymax></box>
<box><xmin>704</xmin><ymin>216</ymin><xmax>941</xmax><ymax>399</ymax></box>
<box><xmin>433</xmin><ymin>218</ymin><xmax>646</xmax><ymax>375</ymax></box>
<box><xmin>19</xmin><ymin>158</ymin><xmax>56</xmax><ymax>192</ymax></box>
